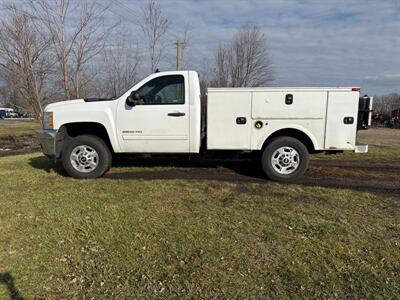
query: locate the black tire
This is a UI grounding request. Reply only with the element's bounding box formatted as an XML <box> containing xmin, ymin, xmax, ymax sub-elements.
<box><xmin>261</xmin><ymin>136</ymin><xmax>309</xmax><ymax>182</ymax></box>
<box><xmin>61</xmin><ymin>135</ymin><xmax>111</xmax><ymax>179</ymax></box>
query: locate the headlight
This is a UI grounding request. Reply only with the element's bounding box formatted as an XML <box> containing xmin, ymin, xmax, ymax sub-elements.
<box><xmin>43</xmin><ymin>112</ymin><xmax>54</xmax><ymax>129</ymax></box>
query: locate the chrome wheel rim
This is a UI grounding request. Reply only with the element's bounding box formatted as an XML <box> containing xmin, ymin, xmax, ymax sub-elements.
<box><xmin>271</xmin><ymin>146</ymin><xmax>300</xmax><ymax>175</ymax></box>
<box><xmin>70</xmin><ymin>145</ymin><xmax>99</xmax><ymax>173</ymax></box>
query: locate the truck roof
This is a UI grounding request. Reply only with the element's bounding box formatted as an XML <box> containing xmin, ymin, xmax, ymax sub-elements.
<box><xmin>207</xmin><ymin>87</ymin><xmax>359</xmax><ymax>92</ymax></box>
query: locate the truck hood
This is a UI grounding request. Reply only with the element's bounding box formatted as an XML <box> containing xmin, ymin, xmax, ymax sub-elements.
<box><xmin>44</xmin><ymin>98</ymin><xmax>116</xmax><ymax>112</ymax></box>
<box><xmin>44</xmin><ymin>99</ymin><xmax>85</xmax><ymax>111</ymax></box>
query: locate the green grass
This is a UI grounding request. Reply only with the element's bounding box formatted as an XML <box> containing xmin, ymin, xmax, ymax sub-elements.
<box><xmin>1</xmin><ymin>153</ymin><xmax>399</xmax><ymax>298</ymax></box>
<box><xmin>0</xmin><ymin>121</ymin><xmax>40</xmax><ymax>137</ymax></box>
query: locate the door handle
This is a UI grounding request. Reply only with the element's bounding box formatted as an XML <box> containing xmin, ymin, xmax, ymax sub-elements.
<box><xmin>168</xmin><ymin>112</ymin><xmax>185</xmax><ymax>117</ymax></box>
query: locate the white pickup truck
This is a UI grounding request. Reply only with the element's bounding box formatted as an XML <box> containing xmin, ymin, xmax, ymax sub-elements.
<box><xmin>39</xmin><ymin>70</ymin><xmax>372</xmax><ymax>181</ymax></box>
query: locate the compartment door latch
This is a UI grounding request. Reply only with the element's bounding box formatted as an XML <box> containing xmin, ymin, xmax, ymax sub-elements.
<box><xmin>343</xmin><ymin>117</ymin><xmax>354</xmax><ymax>124</ymax></box>
<box><xmin>236</xmin><ymin>117</ymin><xmax>247</xmax><ymax>125</ymax></box>
<box><xmin>285</xmin><ymin>94</ymin><xmax>293</xmax><ymax>105</ymax></box>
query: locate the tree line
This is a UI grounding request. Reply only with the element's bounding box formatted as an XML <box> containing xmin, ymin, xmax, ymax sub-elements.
<box><xmin>372</xmin><ymin>93</ymin><xmax>400</xmax><ymax>116</ymax></box>
<box><xmin>0</xmin><ymin>0</ymin><xmax>273</xmax><ymax>122</ymax></box>
<box><xmin>0</xmin><ymin>0</ymin><xmax>274</xmax><ymax>123</ymax></box>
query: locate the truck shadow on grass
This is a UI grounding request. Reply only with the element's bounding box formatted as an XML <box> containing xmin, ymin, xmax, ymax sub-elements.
<box><xmin>29</xmin><ymin>156</ymin><xmax>400</xmax><ymax>197</ymax></box>
<box><xmin>28</xmin><ymin>156</ymin><xmax>67</xmax><ymax>176</ymax></box>
<box><xmin>28</xmin><ymin>155</ymin><xmax>264</xmax><ymax>179</ymax></box>
<box><xmin>0</xmin><ymin>273</ymin><xmax>24</xmax><ymax>300</ymax></box>
<box><xmin>110</xmin><ymin>156</ymin><xmax>268</xmax><ymax>182</ymax></box>
<box><xmin>109</xmin><ymin>157</ymin><xmax>400</xmax><ymax>197</ymax></box>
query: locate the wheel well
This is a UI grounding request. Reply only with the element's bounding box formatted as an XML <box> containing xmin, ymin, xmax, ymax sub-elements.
<box><xmin>56</xmin><ymin>122</ymin><xmax>113</xmax><ymax>157</ymax></box>
<box><xmin>261</xmin><ymin>128</ymin><xmax>316</xmax><ymax>153</ymax></box>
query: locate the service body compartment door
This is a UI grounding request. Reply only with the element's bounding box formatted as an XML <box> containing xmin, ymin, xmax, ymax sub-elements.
<box><xmin>251</xmin><ymin>91</ymin><xmax>327</xmax><ymax>119</ymax></box>
<box><xmin>207</xmin><ymin>91</ymin><xmax>251</xmax><ymax>150</ymax></box>
<box><xmin>325</xmin><ymin>91</ymin><xmax>359</xmax><ymax>150</ymax></box>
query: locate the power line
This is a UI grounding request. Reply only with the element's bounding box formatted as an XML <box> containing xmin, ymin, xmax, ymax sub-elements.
<box><xmin>112</xmin><ymin>0</ymin><xmax>139</xmax><ymax>18</ymax></box>
<box><xmin>96</xmin><ymin>2</ymin><xmax>137</xmax><ymax>26</ymax></box>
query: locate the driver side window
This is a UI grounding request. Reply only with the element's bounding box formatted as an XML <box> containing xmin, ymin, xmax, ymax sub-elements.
<box><xmin>137</xmin><ymin>75</ymin><xmax>185</xmax><ymax>105</ymax></box>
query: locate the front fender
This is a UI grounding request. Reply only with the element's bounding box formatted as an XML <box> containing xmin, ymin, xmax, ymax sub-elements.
<box><xmin>54</xmin><ymin>106</ymin><xmax>120</xmax><ymax>152</ymax></box>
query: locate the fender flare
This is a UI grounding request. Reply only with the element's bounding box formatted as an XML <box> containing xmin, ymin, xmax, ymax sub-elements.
<box><xmin>55</xmin><ymin>121</ymin><xmax>119</xmax><ymax>158</ymax></box>
<box><xmin>258</xmin><ymin>125</ymin><xmax>320</xmax><ymax>151</ymax></box>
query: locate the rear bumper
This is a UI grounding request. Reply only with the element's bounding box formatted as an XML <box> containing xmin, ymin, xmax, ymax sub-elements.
<box><xmin>355</xmin><ymin>144</ymin><xmax>368</xmax><ymax>153</ymax></box>
<box><xmin>37</xmin><ymin>129</ymin><xmax>57</xmax><ymax>158</ymax></box>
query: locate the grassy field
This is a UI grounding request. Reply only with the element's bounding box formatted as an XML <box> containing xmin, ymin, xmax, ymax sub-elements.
<box><xmin>0</xmin><ymin>121</ymin><xmax>40</xmax><ymax>137</ymax></box>
<box><xmin>1</xmin><ymin>153</ymin><xmax>399</xmax><ymax>298</ymax></box>
<box><xmin>313</xmin><ymin>145</ymin><xmax>400</xmax><ymax>162</ymax></box>
<box><xmin>313</xmin><ymin>128</ymin><xmax>400</xmax><ymax>162</ymax></box>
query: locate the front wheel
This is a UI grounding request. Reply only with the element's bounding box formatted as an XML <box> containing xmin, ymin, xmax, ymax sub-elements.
<box><xmin>62</xmin><ymin>135</ymin><xmax>111</xmax><ymax>179</ymax></box>
<box><xmin>261</xmin><ymin>136</ymin><xmax>309</xmax><ymax>182</ymax></box>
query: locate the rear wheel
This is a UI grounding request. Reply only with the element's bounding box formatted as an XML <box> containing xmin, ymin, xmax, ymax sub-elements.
<box><xmin>62</xmin><ymin>135</ymin><xmax>111</xmax><ymax>179</ymax></box>
<box><xmin>261</xmin><ymin>136</ymin><xmax>309</xmax><ymax>182</ymax></box>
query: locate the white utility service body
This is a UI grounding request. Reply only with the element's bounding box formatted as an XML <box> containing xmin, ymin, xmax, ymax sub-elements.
<box><xmin>39</xmin><ymin>70</ymin><xmax>372</xmax><ymax>181</ymax></box>
<box><xmin>207</xmin><ymin>87</ymin><xmax>363</xmax><ymax>151</ymax></box>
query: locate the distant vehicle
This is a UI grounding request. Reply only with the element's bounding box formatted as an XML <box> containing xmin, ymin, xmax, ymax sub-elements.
<box><xmin>8</xmin><ymin>111</ymin><xmax>19</xmax><ymax>118</ymax></box>
<box><xmin>39</xmin><ymin>70</ymin><xmax>373</xmax><ymax>181</ymax></box>
<box><xmin>0</xmin><ymin>109</ymin><xmax>6</xmax><ymax>119</ymax></box>
<box><xmin>0</xmin><ymin>108</ymin><xmax>14</xmax><ymax>118</ymax></box>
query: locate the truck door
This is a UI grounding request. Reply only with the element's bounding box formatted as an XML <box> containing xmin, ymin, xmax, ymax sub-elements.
<box><xmin>116</xmin><ymin>74</ymin><xmax>190</xmax><ymax>153</ymax></box>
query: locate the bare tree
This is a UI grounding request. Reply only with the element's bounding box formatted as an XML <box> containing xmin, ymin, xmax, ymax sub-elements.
<box><xmin>139</xmin><ymin>0</ymin><xmax>168</xmax><ymax>73</ymax></box>
<box><xmin>28</xmin><ymin>0</ymin><xmax>115</xmax><ymax>99</ymax></box>
<box><xmin>214</xmin><ymin>25</ymin><xmax>273</xmax><ymax>87</ymax></box>
<box><xmin>373</xmin><ymin>93</ymin><xmax>400</xmax><ymax>115</ymax></box>
<box><xmin>70</xmin><ymin>0</ymin><xmax>118</xmax><ymax>98</ymax></box>
<box><xmin>27</xmin><ymin>0</ymin><xmax>74</xmax><ymax>98</ymax></box>
<box><xmin>215</xmin><ymin>44</ymin><xmax>230</xmax><ymax>87</ymax></box>
<box><xmin>0</xmin><ymin>6</ymin><xmax>52</xmax><ymax>121</ymax></box>
<box><xmin>102</xmin><ymin>39</ymin><xmax>140</xmax><ymax>98</ymax></box>
<box><xmin>0</xmin><ymin>69</ymin><xmax>26</xmax><ymax>109</ymax></box>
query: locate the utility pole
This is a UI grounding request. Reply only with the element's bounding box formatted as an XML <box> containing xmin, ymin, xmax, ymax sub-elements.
<box><xmin>175</xmin><ymin>40</ymin><xmax>185</xmax><ymax>70</ymax></box>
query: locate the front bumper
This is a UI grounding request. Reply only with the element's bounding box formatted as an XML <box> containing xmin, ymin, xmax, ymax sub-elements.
<box><xmin>37</xmin><ymin>129</ymin><xmax>57</xmax><ymax>158</ymax></box>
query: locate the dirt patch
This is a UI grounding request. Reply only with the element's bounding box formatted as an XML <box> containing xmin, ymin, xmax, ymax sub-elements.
<box><xmin>0</xmin><ymin>134</ymin><xmax>40</xmax><ymax>157</ymax></box>
<box><xmin>357</xmin><ymin>128</ymin><xmax>400</xmax><ymax>148</ymax></box>
<box><xmin>104</xmin><ymin>157</ymin><xmax>400</xmax><ymax>198</ymax></box>
<box><xmin>307</xmin><ymin>164</ymin><xmax>399</xmax><ymax>181</ymax></box>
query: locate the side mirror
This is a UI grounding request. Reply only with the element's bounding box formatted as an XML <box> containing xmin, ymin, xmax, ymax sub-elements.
<box><xmin>126</xmin><ymin>91</ymin><xmax>141</xmax><ymax>107</ymax></box>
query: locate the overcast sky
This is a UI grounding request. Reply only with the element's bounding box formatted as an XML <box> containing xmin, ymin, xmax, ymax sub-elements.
<box><xmin>107</xmin><ymin>0</ymin><xmax>399</xmax><ymax>96</ymax></box>
<box><xmin>1</xmin><ymin>0</ymin><xmax>398</xmax><ymax>96</ymax></box>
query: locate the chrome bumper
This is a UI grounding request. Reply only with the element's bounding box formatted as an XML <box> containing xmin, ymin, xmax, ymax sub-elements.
<box><xmin>37</xmin><ymin>129</ymin><xmax>57</xmax><ymax>158</ymax></box>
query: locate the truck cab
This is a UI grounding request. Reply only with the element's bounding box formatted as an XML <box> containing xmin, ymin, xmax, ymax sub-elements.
<box><xmin>38</xmin><ymin>70</ymin><xmax>372</xmax><ymax>181</ymax></box>
<box><xmin>116</xmin><ymin>71</ymin><xmax>201</xmax><ymax>153</ymax></box>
